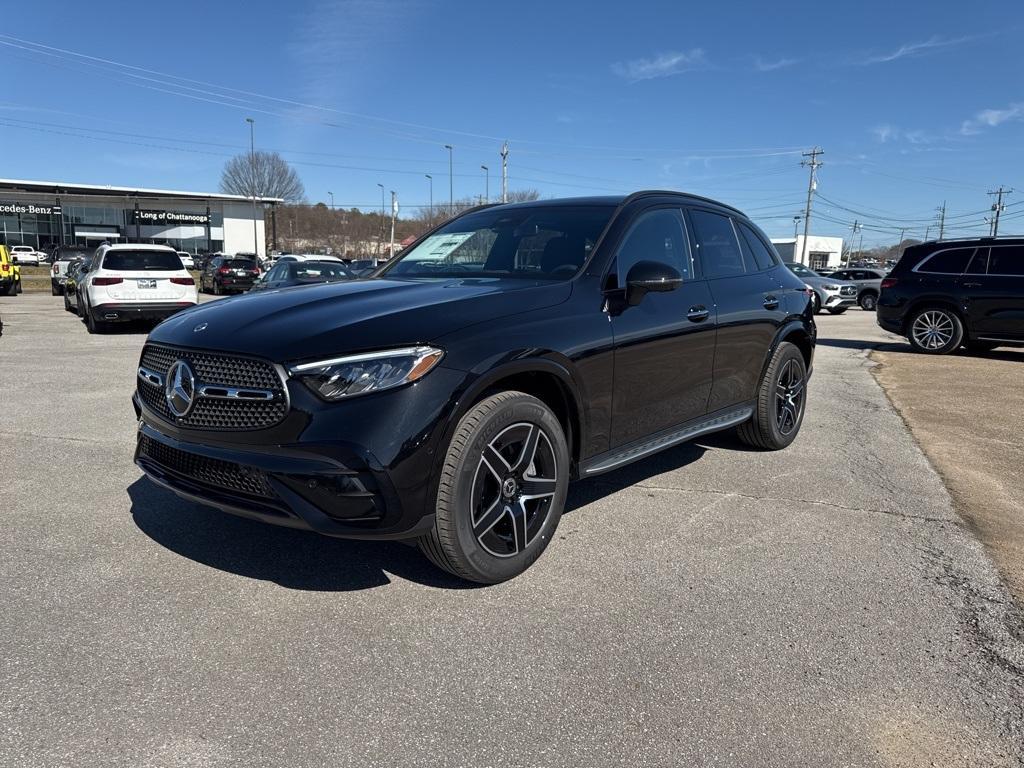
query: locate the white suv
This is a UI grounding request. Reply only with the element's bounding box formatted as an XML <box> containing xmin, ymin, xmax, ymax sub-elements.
<box><xmin>10</xmin><ymin>245</ymin><xmax>42</xmax><ymax>266</ymax></box>
<box><xmin>81</xmin><ymin>244</ymin><xmax>198</xmax><ymax>334</ymax></box>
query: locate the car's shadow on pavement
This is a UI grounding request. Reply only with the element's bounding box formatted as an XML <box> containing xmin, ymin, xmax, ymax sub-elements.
<box><xmin>816</xmin><ymin>336</ymin><xmax>1024</xmax><ymax>360</ymax></box>
<box><xmin>129</xmin><ymin>438</ymin><xmax>718</xmax><ymax>591</ymax></box>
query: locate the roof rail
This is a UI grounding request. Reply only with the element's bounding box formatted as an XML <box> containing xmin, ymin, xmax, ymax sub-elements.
<box><xmin>621</xmin><ymin>189</ymin><xmax>747</xmax><ymax>217</ymax></box>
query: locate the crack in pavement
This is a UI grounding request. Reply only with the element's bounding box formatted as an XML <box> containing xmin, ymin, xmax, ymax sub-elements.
<box><xmin>596</xmin><ymin>480</ymin><xmax>955</xmax><ymax>524</ymax></box>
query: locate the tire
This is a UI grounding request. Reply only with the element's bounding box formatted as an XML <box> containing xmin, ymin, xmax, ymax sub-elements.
<box><xmin>86</xmin><ymin>310</ymin><xmax>106</xmax><ymax>334</ymax></box>
<box><xmin>51</xmin><ymin>283</ymin><xmax>61</xmax><ymax>296</ymax></box>
<box><xmin>907</xmin><ymin>306</ymin><xmax>963</xmax><ymax>355</ymax></box>
<box><xmin>859</xmin><ymin>292</ymin><xmax>878</xmax><ymax>311</ymax></box>
<box><xmin>15</xmin><ymin>279</ymin><xmax>22</xmax><ymax>295</ymax></box>
<box><xmin>737</xmin><ymin>341</ymin><xmax>807</xmax><ymax>451</ymax></box>
<box><xmin>3</xmin><ymin>282</ymin><xmax>14</xmax><ymax>297</ymax></box>
<box><xmin>63</xmin><ymin>291</ymin><xmax>72</xmax><ymax>312</ymax></box>
<box><xmin>417</xmin><ymin>391</ymin><xmax>569</xmax><ymax>584</ymax></box>
<box><xmin>810</xmin><ymin>292</ymin><xmax>821</xmax><ymax>314</ymax></box>
<box><xmin>75</xmin><ymin>294</ymin><xmax>85</xmax><ymax>319</ymax></box>
<box><xmin>826</xmin><ymin>307</ymin><xmax>847</xmax><ymax>315</ymax></box>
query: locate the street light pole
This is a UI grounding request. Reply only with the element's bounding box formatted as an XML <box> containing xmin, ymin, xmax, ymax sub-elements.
<box><xmin>481</xmin><ymin>165</ymin><xmax>489</xmax><ymax>203</ymax></box>
<box><xmin>389</xmin><ymin>190</ymin><xmax>397</xmax><ymax>259</ymax></box>
<box><xmin>328</xmin><ymin>191</ymin><xmax>334</xmax><ymax>209</ymax></box>
<box><xmin>425</xmin><ymin>174</ymin><xmax>433</xmax><ymax>227</ymax></box>
<box><xmin>246</xmin><ymin>117</ymin><xmax>259</xmax><ymax>257</ymax></box>
<box><xmin>792</xmin><ymin>214</ymin><xmax>802</xmax><ymax>239</ymax></box>
<box><xmin>444</xmin><ymin>144</ymin><xmax>453</xmax><ymax>216</ymax></box>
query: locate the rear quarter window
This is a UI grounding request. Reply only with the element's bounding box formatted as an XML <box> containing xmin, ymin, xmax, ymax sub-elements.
<box><xmin>987</xmin><ymin>245</ymin><xmax>1024</xmax><ymax>276</ymax></box>
<box><xmin>916</xmin><ymin>247</ymin><xmax>975</xmax><ymax>274</ymax></box>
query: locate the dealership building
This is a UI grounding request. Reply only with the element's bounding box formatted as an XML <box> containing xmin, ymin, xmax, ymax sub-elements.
<box><xmin>0</xmin><ymin>178</ymin><xmax>281</xmax><ymax>256</ymax></box>
<box><xmin>770</xmin><ymin>235</ymin><xmax>845</xmax><ymax>270</ymax></box>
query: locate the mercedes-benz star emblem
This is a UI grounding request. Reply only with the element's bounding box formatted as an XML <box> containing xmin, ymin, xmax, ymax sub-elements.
<box><xmin>165</xmin><ymin>360</ymin><xmax>197</xmax><ymax>418</ymax></box>
<box><xmin>193</xmin><ymin>322</ymin><xmax>208</xmax><ymax>333</ymax></box>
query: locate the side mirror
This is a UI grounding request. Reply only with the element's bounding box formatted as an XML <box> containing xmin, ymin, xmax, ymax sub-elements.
<box><xmin>625</xmin><ymin>260</ymin><xmax>683</xmax><ymax>306</ymax></box>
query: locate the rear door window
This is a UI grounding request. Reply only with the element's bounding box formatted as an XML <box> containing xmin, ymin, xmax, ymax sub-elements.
<box><xmin>102</xmin><ymin>250</ymin><xmax>183</xmax><ymax>271</ymax></box>
<box><xmin>917</xmin><ymin>248</ymin><xmax>975</xmax><ymax>274</ymax></box>
<box><xmin>736</xmin><ymin>222</ymin><xmax>777</xmax><ymax>271</ymax></box>
<box><xmin>689</xmin><ymin>209</ymin><xmax>747</xmax><ymax>277</ymax></box>
<box><xmin>986</xmin><ymin>245</ymin><xmax>1024</xmax><ymax>276</ymax></box>
<box><xmin>965</xmin><ymin>248</ymin><xmax>989</xmax><ymax>274</ymax></box>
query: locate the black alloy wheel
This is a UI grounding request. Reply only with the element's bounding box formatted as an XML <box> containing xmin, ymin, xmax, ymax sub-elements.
<box><xmin>737</xmin><ymin>341</ymin><xmax>807</xmax><ymax>450</ymax></box>
<box><xmin>859</xmin><ymin>292</ymin><xmax>877</xmax><ymax>311</ymax></box>
<box><xmin>418</xmin><ymin>391</ymin><xmax>569</xmax><ymax>584</ymax></box>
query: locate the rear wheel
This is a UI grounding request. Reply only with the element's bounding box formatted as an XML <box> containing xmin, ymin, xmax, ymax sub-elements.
<box><xmin>859</xmin><ymin>292</ymin><xmax>877</xmax><ymax>311</ymax></box>
<box><xmin>907</xmin><ymin>307</ymin><xmax>963</xmax><ymax>354</ymax></box>
<box><xmin>3</xmin><ymin>281</ymin><xmax>15</xmax><ymax>297</ymax></box>
<box><xmin>418</xmin><ymin>391</ymin><xmax>569</xmax><ymax>584</ymax></box>
<box><xmin>86</xmin><ymin>308</ymin><xmax>106</xmax><ymax>334</ymax></box>
<box><xmin>810</xmin><ymin>292</ymin><xmax>821</xmax><ymax>314</ymax></box>
<box><xmin>737</xmin><ymin>341</ymin><xmax>807</xmax><ymax>450</ymax></box>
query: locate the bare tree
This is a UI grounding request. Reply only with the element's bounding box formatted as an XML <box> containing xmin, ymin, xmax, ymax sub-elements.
<box><xmin>220</xmin><ymin>151</ymin><xmax>305</xmax><ymax>202</ymax></box>
<box><xmin>506</xmin><ymin>188</ymin><xmax>541</xmax><ymax>203</ymax></box>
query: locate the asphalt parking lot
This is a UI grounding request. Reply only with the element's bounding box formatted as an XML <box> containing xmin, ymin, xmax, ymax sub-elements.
<box><xmin>1</xmin><ymin>294</ymin><xmax>1022</xmax><ymax>767</ymax></box>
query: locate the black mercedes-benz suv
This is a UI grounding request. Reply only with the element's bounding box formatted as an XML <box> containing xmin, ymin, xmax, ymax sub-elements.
<box><xmin>877</xmin><ymin>237</ymin><xmax>1024</xmax><ymax>354</ymax></box>
<box><xmin>133</xmin><ymin>191</ymin><xmax>816</xmax><ymax>583</ymax></box>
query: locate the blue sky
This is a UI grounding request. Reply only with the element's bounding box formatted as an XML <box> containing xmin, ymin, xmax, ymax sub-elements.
<box><xmin>1</xmin><ymin>0</ymin><xmax>1022</xmax><ymax>246</ymax></box>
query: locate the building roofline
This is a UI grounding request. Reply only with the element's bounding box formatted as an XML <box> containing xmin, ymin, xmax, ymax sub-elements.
<box><xmin>0</xmin><ymin>177</ymin><xmax>283</xmax><ymax>204</ymax></box>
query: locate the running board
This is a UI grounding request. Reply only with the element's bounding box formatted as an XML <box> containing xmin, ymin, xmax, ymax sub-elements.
<box><xmin>581</xmin><ymin>406</ymin><xmax>753</xmax><ymax>476</ymax></box>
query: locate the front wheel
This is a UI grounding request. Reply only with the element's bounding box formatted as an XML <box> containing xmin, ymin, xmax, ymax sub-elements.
<box><xmin>737</xmin><ymin>341</ymin><xmax>807</xmax><ymax>450</ymax></box>
<box><xmin>859</xmin><ymin>292</ymin><xmax>877</xmax><ymax>311</ymax></box>
<box><xmin>907</xmin><ymin>307</ymin><xmax>963</xmax><ymax>354</ymax></box>
<box><xmin>418</xmin><ymin>391</ymin><xmax>569</xmax><ymax>584</ymax></box>
<box><xmin>826</xmin><ymin>307</ymin><xmax>847</xmax><ymax>315</ymax></box>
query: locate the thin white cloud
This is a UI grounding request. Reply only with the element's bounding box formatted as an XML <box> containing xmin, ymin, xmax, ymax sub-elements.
<box><xmin>861</xmin><ymin>35</ymin><xmax>974</xmax><ymax>65</ymax></box>
<box><xmin>871</xmin><ymin>125</ymin><xmax>935</xmax><ymax>144</ymax></box>
<box><xmin>960</xmin><ymin>103</ymin><xmax>1024</xmax><ymax>134</ymax></box>
<box><xmin>611</xmin><ymin>49</ymin><xmax>707</xmax><ymax>82</ymax></box>
<box><xmin>754</xmin><ymin>56</ymin><xmax>798</xmax><ymax>72</ymax></box>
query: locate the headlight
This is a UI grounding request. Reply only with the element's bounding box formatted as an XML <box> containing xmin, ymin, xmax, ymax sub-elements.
<box><xmin>287</xmin><ymin>346</ymin><xmax>444</xmax><ymax>401</ymax></box>
<box><xmin>822</xmin><ymin>284</ymin><xmax>840</xmax><ymax>291</ymax></box>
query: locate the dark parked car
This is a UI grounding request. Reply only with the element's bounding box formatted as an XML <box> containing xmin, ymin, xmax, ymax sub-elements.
<box><xmin>50</xmin><ymin>246</ymin><xmax>94</xmax><ymax>295</ymax></box>
<box><xmin>250</xmin><ymin>260</ymin><xmax>356</xmax><ymax>291</ymax></box>
<box><xmin>132</xmin><ymin>192</ymin><xmax>816</xmax><ymax>583</ymax></box>
<box><xmin>199</xmin><ymin>256</ymin><xmax>260</xmax><ymax>295</ymax></box>
<box><xmin>878</xmin><ymin>237</ymin><xmax>1024</xmax><ymax>354</ymax></box>
<box><xmin>62</xmin><ymin>257</ymin><xmax>93</xmax><ymax>315</ymax></box>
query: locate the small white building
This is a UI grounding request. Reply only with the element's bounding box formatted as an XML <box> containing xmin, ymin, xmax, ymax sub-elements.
<box><xmin>771</xmin><ymin>235</ymin><xmax>845</xmax><ymax>270</ymax></box>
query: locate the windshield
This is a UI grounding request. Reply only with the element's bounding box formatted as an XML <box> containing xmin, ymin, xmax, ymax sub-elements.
<box><xmin>787</xmin><ymin>263</ymin><xmax>814</xmax><ymax>277</ymax></box>
<box><xmin>295</xmin><ymin>262</ymin><xmax>353</xmax><ymax>280</ymax></box>
<box><xmin>102</xmin><ymin>250</ymin><xmax>184</xmax><ymax>271</ymax></box>
<box><xmin>381</xmin><ymin>205</ymin><xmax>615</xmax><ymax>280</ymax></box>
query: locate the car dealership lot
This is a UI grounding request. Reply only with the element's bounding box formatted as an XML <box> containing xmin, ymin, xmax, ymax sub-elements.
<box><xmin>1</xmin><ymin>295</ymin><xmax>1022</xmax><ymax>766</ymax></box>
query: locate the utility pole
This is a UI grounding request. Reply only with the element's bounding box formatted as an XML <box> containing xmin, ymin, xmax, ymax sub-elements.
<box><xmin>444</xmin><ymin>144</ymin><xmax>454</xmax><ymax>216</ymax></box>
<box><xmin>246</xmin><ymin>117</ymin><xmax>259</xmax><ymax>257</ymax></box>
<box><xmin>846</xmin><ymin>220</ymin><xmax>861</xmax><ymax>266</ymax></box>
<box><xmin>799</xmin><ymin>146</ymin><xmax>823</xmax><ymax>265</ymax></box>
<box><xmin>481</xmin><ymin>165</ymin><xmax>489</xmax><ymax>203</ymax></box>
<box><xmin>924</xmin><ymin>225</ymin><xmax>931</xmax><ymax>241</ymax></box>
<box><xmin>425</xmin><ymin>174</ymin><xmax>433</xmax><ymax>227</ymax></box>
<box><xmin>988</xmin><ymin>186</ymin><xmax>1013</xmax><ymax>236</ymax></box>
<box><xmin>937</xmin><ymin>200</ymin><xmax>946</xmax><ymax>240</ymax></box>
<box><xmin>501</xmin><ymin>141</ymin><xmax>509</xmax><ymax>203</ymax></box>
<box><xmin>328</xmin><ymin>191</ymin><xmax>334</xmax><ymax>210</ymax></box>
<box><xmin>376</xmin><ymin>183</ymin><xmax>385</xmax><ymax>257</ymax></box>
<box><xmin>389</xmin><ymin>191</ymin><xmax>397</xmax><ymax>260</ymax></box>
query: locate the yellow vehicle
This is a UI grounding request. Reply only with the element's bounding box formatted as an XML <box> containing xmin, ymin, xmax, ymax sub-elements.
<box><xmin>0</xmin><ymin>245</ymin><xmax>23</xmax><ymax>296</ymax></box>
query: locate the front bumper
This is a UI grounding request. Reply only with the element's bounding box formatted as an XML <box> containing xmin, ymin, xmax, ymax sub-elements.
<box><xmin>91</xmin><ymin>302</ymin><xmax>196</xmax><ymax>322</ymax></box>
<box><xmin>823</xmin><ymin>292</ymin><xmax>857</xmax><ymax>309</ymax></box>
<box><xmin>133</xmin><ymin>411</ymin><xmax>436</xmax><ymax>540</ymax></box>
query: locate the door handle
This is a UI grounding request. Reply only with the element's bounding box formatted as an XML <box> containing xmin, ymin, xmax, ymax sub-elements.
<box><xmin>687</xmin><ymin>305</ymin><xmax>710</xmax><ymax>322</ymax></box>
<box><xmin>962</xmin><ymin>282</ymin><xmax>982</xmax><ymax>288</ymax></box>
<box><xmin>763</xmin><ymin>295</ymin><xmax>779</xmax><ymax>310</ymax></box>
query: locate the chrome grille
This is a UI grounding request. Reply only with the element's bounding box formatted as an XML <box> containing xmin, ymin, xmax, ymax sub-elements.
<box><xmin>138</xmin><ymin>434</ymin><xmax>272</xmax><ymax>497</ymax></box>
<box><xmin>137</xmin><ymin>344</ymin><xmax>288</xmax><ymax>431</ymax></box>
<box><xmin>840</xmin><ymin>286</ymin><xmax>857</xmax><ymax>296</ymax></box>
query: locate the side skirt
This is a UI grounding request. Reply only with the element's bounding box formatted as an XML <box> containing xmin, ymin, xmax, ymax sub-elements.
<box><xmin>579</xmin><ymin>403</ymin><xmax>754</xmax><ymax>477</ymax></box>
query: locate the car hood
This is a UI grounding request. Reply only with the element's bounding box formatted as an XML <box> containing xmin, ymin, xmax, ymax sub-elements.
<box><xmin>148</xmin><ymin>277</ymin><xmax>572</xmax><ymax>362</ymax></box>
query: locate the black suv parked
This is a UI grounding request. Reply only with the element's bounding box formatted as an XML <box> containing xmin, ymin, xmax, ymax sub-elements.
<box><xmin>199</xmin><ymin>256</ymin><xmax>260</xmax><ymax>294</ymax></box>
<box><xmin>878</xmin><ymin>238</ymin><xmax>1024</xmax><ymax>354</ymax></box>
<box><xmin>132</xmin><ymin>192</ymin><xmax>816</xmax><ymax>582</ymax></box>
